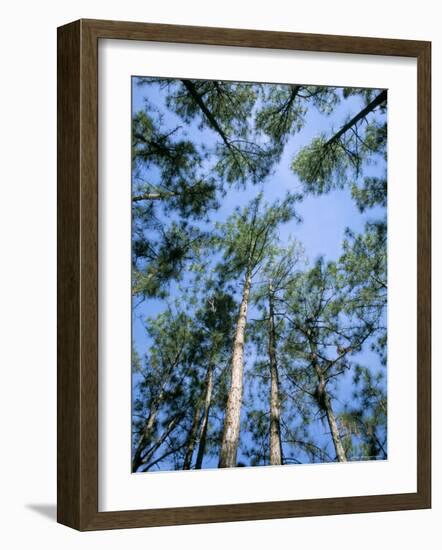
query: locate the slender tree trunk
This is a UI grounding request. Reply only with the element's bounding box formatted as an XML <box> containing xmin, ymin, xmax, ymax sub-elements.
<box><xmin>313</xmin><ymin>363</ymin><xmax>347</xmax><ymax>463</ymax></box>
<box><xmin>268</xmin><ymin>283</ymin><xmax>283</xmax><ymax>465</ymax></box>
<box><xmin>132</xmin><ymin>352</ymin><xmax>180</xmax><ymax>469</ymax></box>
<box><xmin>219</xmin><ymin>269</ymin><xmax>252</xmax><ymax>468</ymax></box>
<box><xmin>132</xmin><ymin>190</ymin><xmax>176</xmax><ymax>202</ymax></box>
<box><xmin>139</xmin><ymin>412</ymin><xmax>183</xmax><ymax>470</ymax></box>
<box><xmin>323</xmin><ymin>391</ymin><xmax>347</xmax><ymax>463</ymax></box>
<box><xmin>132</xmin><ymin>396</ymin><xmax>163</xmax><ymax>471</ymax></box>
<box><xmin>182</xmin><ymin>402</ymin><xmax>202</xmax><ymax>470</ymax></box>
<box><xmin>195</xmin><ymin>363</ymin><xmax>214</xmax><ymax>469</ymax></box>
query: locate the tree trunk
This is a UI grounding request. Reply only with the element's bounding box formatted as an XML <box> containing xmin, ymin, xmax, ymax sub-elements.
<box><xmin>219</xmin><ymin>270</ymin><xmax>252</xmax><ymax>468</ymax></box>
<box><xmin>323</xmin><ymin>391</ymin><xmax>347</xmax><ymax>462</ymax></box>
<box><xmin>268</xmin><ymin>283</ymin><xmax>283</xmax><ymax>465</ymax></box>
<box><xmin>132</xmin><ymin>190</ymin><xmax>176</xmax><ymax>202</ymax></box>
<box><xmin>182</xmin><ymin>402</ymin><xmax>202</xmax><ymax>470</ymax></box>
<box><xmin>132</xmin><ymin>396</ymin><xmax>163</xmax><ymax>471</ymax></box>
<box><xmin>313</xmin><ymin>364</ymin><xmax>347</xmax><ymax>463</ymax></box>
<box><xmin>138</xmin><ymin>412</ymin><xmax>183</xmax><ymax>470</ymax></box>
<box><xmin>195</xmin><ymin>363</ymin><xmax>214</xmax><ymax>469</ymax></box>
<box><xmin>132</xmin><ymin>352</ymin><xmax>180</xmax><ymax>470</ymax></box>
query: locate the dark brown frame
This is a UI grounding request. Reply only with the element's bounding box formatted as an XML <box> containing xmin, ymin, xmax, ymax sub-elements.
<box><xmin>57</xmin><ymin>18</ymin><xmax>431</xmax><ymax>531</ymax></box>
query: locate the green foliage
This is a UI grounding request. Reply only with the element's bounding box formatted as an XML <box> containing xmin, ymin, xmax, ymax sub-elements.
<box><xmin>255</xmin><ymin>84</ymin><xmax>306</xmax><ymax>143</ymax></box>
<box><xmin>132</xmin><ymin>275</ymin><xmax>238</xmax><ymax>471</ymax></box>
<box><xmin>291</xmin><ymin>89</ymin><xmax>387</xmax><ymax>205</ymax></box>
<box><xmin>216</xmin><ymin>193</ymin><xmax>301</xmax><ymax>280</ymax></box>
<box><xmin>255</xmin><ymin>85</ymin><xmax>339</xmax><ymax>144</ymax></box>
<box><xmin>291</xmin><ymin>135</ymin><xmax>350</xmax><ymax>193</ymax></box>
<box><xmin>140</xmin><ymin>78</ymin><xmax>281</xmax><ymax>186</ymax></box>
<box><xmin>131</xmin><ymin>77</ymin><xmax>388</xmax><ymax>470</ymax></box>
<box><xmin>339</xmin><ymin>221</ymin><xmax>387</xmax><ymax>300</ymax></box>
<box><xmin>165</xmin><ymin>80</ymin><xmax>257</xmax><ymax>138</ymax></box>
<box><xmin>351</xmin><ymin>177</ymin><xmax>387</xmax><ymax>212</ymax></box>
<box><xmin>343</xmin><ymin>87</ymin><xmax>381</xmax><ymax>105</ymax></box>
<box><xmin>276</xmin><ymin>252</ymin><xmax>386</xmax><ymax>460</ymax></box>
<box><xmin>339</xmin><ymin>365</ymin><xmax>387</xmax><ymax>460</ymax></box>
<box><xmin>131</xmin><ymin>107</ymin><xmax>219</xmax><ymax>298</ymax></box>
<box><xmin>214</xmin><ymin>139</ymin><xmax>280</xmax><ymax>186</ymax></box>
<box><xmin>291</xmin><ymin>122</ymin><xmax>386</xmax><ymax>195</ymax></box>
<box><xmin>132</xmin><ymin>110</ymin><xmax>219</xmax><ymax>217</ymax></box>
<box><xmin>132</xmin><ymin>222</ymin><xmax>209</xmax><ymax>299</ymax></box>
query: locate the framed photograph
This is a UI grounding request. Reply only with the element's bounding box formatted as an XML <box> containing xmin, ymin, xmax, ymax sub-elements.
<box><xmin>57</xmin><ymin>19</ymin><xmax>431</xmax><ymax>530</ymax></box>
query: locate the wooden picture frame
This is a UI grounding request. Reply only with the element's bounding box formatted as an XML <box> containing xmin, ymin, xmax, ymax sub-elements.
<box><xmin>57</xmin><ymin>18</ymin><xmax>431</xmax><ymax>531</ymax></box>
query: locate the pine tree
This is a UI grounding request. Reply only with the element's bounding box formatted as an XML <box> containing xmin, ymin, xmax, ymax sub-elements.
<box><xmin>216</xmin><ymin>195</ymin><xmax>299</xmax><ymax>467</ymax></box>
<box><xmin>291</xmin><ymin>88</ymin><xmax>387</xmax><ymax>197</ymax></box>
<box><xmin>280</xmin><ymin>258</ymin><xmax>385</xmax><ymax>462</ymax></box>
<box><xmin>132</xmin><ymin>309</ymin><xmax>198</xmax><ymax>471</ymax></box>
<box><xmin>131</xmin><ymin>108</ymin><xmax>217</xmax><ymax>299</ymax></box>
<box><xmin>131</xmin><ymin>77</ymin><xmax>388</xmax><ymax>471</ymax></box>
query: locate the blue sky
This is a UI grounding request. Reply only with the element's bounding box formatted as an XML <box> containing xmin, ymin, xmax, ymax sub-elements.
<box><xmin>131</xmin><ymin>77</ymin><xmax>387</xmax><ymax>470</ymax></box>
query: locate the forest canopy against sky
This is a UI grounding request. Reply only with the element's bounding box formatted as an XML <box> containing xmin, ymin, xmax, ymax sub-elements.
<box><xmin>131</xmin><ymin>77</ymin><xmax>388</xmax><ymax>473</ymax></box>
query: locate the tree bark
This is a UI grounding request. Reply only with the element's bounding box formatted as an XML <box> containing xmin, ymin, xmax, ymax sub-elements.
<box><xmin>182</xmin><ymin>402</ymin><xmax>202</xmax><ymax>470</ymax></box>
<box><xmin>324</xmin><ymin>392</ymin><xmax>347</xmax><ymax>463</ymax></box>
<box><xmin>195</xmin><ymin>363</ymin><xmax>214</xmax><ymax>469</ymax></box>
<box><xmin>219</xmin><ymin>269</ymin><xmax>252</xmax><ymax>468</ymax></box>
<box><xmin>268</xmin><ymin>283</ymin><xmax>283</xmax><ymax>465</ymax></box>
<box><xmin>313</xmin><ymin>363</ymin><xmax>347</xmax><ymax>463</ymax></box>
<box><xmin>132</xmin><ymin>190</ymin><xmax>176</xmax><ymax>202</ymax></box>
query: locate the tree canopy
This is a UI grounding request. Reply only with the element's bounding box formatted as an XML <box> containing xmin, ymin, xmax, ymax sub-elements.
<box><xmin>131</xmin><ymin>77</ymin><xmax>388</xmax><ymax>471</ymax></box>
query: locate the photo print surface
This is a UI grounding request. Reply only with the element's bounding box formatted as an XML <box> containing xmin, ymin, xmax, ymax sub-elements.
<box><xmin>131</xmin><ymin>77</ymin><xmax>387</xmax><ymax>473</ymax></box>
